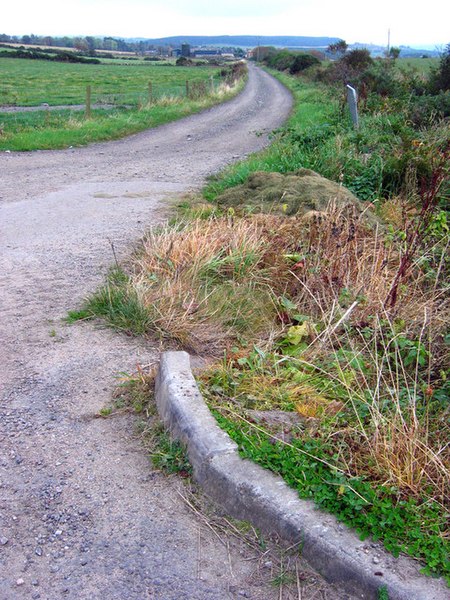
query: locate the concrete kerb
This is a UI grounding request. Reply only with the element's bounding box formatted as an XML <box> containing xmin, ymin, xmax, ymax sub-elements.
<box><xmin>155</xmin><ymin>351</ymin><xmax>449</xmax><ymax>600</ymax></box>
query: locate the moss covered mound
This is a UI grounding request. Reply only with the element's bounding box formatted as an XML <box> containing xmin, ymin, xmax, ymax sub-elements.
<box><xmin>216</xmin><ymin>169</ymin><xmax>364</xmax><ymax>216</ymax></box>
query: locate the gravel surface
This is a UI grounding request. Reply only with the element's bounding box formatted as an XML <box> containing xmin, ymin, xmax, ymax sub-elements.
<box><xmin>0</xmin><ymin>65</ymin><xmax>348</xmax><ymax>599</ymax></box>
<box><xmin>0</xmin><ymin>104</ymin><xmax>118</xmax><ymax>113</ymax></box>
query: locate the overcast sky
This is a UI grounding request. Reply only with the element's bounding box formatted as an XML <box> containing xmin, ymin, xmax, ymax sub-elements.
<box><xmin>3</xmin><ymin>0</ymin><xmax>449</xmax><ymax>48</ymax></box>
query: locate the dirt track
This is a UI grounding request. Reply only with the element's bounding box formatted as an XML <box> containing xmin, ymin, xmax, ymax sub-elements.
<box><xmin>0</xmin><ymin>66</ymin><xmax>348</xmax><ymax>599</ymax></box>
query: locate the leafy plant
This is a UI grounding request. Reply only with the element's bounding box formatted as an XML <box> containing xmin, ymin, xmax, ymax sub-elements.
<box><xmin>150</xmin><ymin>427</ymin><xmax>192</xmax><ymax>476</ymax></box>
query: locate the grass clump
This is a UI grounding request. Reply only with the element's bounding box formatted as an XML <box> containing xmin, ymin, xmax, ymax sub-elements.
<box><xmin>68</xmin><ymin>267</ymin><xmax>151</xmax><ymax>335</ymax></box>
<box><xmin>128</xmin><ymin>215</ymin><xmax>292</xmax><ymax>352</ymax></box>
<box><xmin>200</xmin><ymin>305</ymin><xmax>449</xmax><ymax>579</ymax></box>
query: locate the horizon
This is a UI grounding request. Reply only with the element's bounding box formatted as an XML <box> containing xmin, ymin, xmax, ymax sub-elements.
<box><xmin>3</xmin><ymin>0</ymin><xmax>449</xmax><ymax>48</ymax></box>
<box><xmin>1</xmin><ymin>33</ymin><xmax>445</xmax><ymax>52</ymax></box>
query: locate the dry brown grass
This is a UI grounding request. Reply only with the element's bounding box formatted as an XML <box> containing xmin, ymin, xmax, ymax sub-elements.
<box><xmin>119</xmin><ymin>199</ymin><xmax>449</xmax><ymax>506</ymax></box>
<box><xmin>126</xmin><ymin>201</ymin><xmax>448</xmax><ymax>362</ymax></box>
<box><xmin>130</xmin><ymin>215</ymin><xmax>296</xmax><ymax>353</ymax></box>
<box><xmin>306</xmin><ymin>315</ymin><xmax>450</xmax><ymax>506</ymax></box>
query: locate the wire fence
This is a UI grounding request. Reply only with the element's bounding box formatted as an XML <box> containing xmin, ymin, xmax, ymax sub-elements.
<box><xmin>0</xmin><ymin>77</ymin><xmax>221</xmax><ymax>114</ymax></box>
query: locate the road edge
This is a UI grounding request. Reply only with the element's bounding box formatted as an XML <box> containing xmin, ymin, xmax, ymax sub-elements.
<box><xmin>155</xmin><ymin>350</ymin><xmax>449</xmax><ymax>600</ymax></box>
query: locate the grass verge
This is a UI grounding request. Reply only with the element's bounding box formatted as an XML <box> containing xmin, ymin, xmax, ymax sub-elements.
<box><xmin>69</xmin><ymin>66</ymin><xmax>449</xmax><ymax>581</ymax></box>
<box><xmin>0</xmin><ymin>77</ymin><xmax>245</xmax><ymax>151</ymax></box>
<box><xmin>204</xmin><ymin>74</ymin><xmax>338</xmax><ymax>200</ymax></box>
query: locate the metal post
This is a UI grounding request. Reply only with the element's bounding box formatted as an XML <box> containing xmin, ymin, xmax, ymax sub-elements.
<box><xmin>346</xmin><ymin>85</ymin><xmax>359</xmax><ymax>129</ymax></box>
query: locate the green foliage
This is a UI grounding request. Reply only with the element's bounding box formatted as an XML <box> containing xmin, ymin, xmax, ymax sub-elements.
<box><xmin>211</xmin><ymin>411</ymin><xmax>449</xmax><ymax>580</ymax></box>
<box><xmin>404</xmin><ymin>91</ymin><xmax>450</xmax><ymax>127</ymax></box>
<box><xmin>0</xmin><ymin>48</ymin><xmax>100</xmax><ymax>64</ymax></box>
<box><xmin>289</xmin><ymin>54</ymin><xmax>320</xmax><ymax>74</ymax></box>
<box><xmin>377</xmin><ymin>586</ymin><xmax>390</xmax><ymax>600</ymax></box>
<box><xmin>206</xmin><ymin>66</ymin><xmax>449</xmax><ymax>205</ymax></box>
<box><xmin>341</xmin><ymin>48</ymin><xmax>374</xmax><ymax>72</ymax></box>
<box><xmin>150</xmin><ymin>427</ymin><xmax>193</xmax><ymax>476</ymax></box>
<box><xmin>262</xmin><ymin>50</ymin><xmax>320</xmax><ymax>75</ymax></box>
<box><xmin>69</xmin><ymin>267</ymin><xmax>151</xmax><ymax>335</ymax></box>
<box><xmin>431</xmin><ymin>43</ymin><xmax>450</xmax><ymax>92</ymax></box>
<box><xmin>389</xmin><ymin>47</ymin><xmax>401</xmax><ymax>60</ymax></box>
<box><xmin>327</xmin><ymin>39</ymin><xmax>348</xmax><ymax>57</ymax></box>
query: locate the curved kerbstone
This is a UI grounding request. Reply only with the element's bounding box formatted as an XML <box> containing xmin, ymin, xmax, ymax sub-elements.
<box><xmin>155</xmin><ymin>351</ymin><xmax>449</xmax><ymax>600</ymax></box>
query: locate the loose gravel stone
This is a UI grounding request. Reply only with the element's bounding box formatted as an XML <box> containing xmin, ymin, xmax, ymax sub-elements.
<box><xmin>0</xmin><ymin>66</ymin><xmax>352</xmax><ymax>600</ymax></box>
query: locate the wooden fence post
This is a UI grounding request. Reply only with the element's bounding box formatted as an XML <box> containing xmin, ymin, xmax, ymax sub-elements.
<box><xmin>148</xmin><ymin>81</ymin><xmax>153</xmax><ymax>104</ymax></box>
<box><xmin>185</xmin><ymin>80</ymin><xmax>190</xmax><ymax>98</ymax></box>
<box><xmin>210</xmin><ymin>76</ymin><xmax>214</xmax><ymax>94</ymax></box>
<box><xmin>85</xmin><ymin>85</ymin><xmax>92</xmax><ymax>119</ymax></box>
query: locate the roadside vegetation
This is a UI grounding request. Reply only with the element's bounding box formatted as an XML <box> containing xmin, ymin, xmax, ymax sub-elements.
<box><xmin>0</xmin><ymin>59</ymin><xmax>246</xmax><ymax>150</ymax></box>
<box><xmin>69</xmin><ymin>46</ymin><xmax>449</xmax><ymax>581</ymax></box>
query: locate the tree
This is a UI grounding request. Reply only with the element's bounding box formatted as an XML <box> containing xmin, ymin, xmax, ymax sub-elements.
<box><xmin>327</xmin><ymin>39</ymin><xmax>348</xmax><ymax>58</ymax></box>
<box><xmin>342</xmin><ymin>48</ymin><xmax>373</xmax><ymax>71</ymax></box>
<box><xmin>432</xmin><ymin>43</ymin><xmax>450</xmax><ymax>91</ymax></box>
<box><xmin>74</xmin><ymin>37</ymin><xmax>89</xmax><ymax>53</ymax></box>
<box><xmin>389</xmin><ymin>47</ymin><xmax>401</xmax><ymax>60</ymax></box>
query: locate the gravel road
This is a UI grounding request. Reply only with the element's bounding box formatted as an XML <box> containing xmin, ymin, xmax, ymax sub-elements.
<box><xmin>0</xmin><ymin>65</ymin><xmax>346</xmax><ymax>599</ymax></box>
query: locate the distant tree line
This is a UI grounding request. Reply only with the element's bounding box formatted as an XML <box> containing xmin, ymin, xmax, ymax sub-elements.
<box><xmin>0</xmin><ymin>33</ymin><xmax>245</xmax><ymax>58</ymax></box>
<box><xmin>0</xmin><ymin>48</ymin><xmax>100</xmax><ymax>64</ymax></box>
<box><xmin>0</xmin><ymin>33</ymin><xmax>138</xmax><ymax>52</ymax></box>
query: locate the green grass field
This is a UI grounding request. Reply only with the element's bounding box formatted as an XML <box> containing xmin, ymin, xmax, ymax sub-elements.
<box><xmin>0</xmin><ymin>57</ymin><xmax>221</xmax><ymax>106</ymax></box>
<box><xmin>0</xmin><ymin>57</ymin><xmax>243</xmax><ymax>150</ymax></box>
<box><xmin>396</xmin><ymin>56</ymin><xmax>439</xmax><ymax>75</ymax></box>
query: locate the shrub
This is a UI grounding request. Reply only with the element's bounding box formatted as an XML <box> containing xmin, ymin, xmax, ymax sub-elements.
<box><xmin>431</xmin><ymin>43</ymin><xmax>450</xmax><ymax>91</ymax></box>
<box><xmin>265</xmin><ymin>50</ymin><xmax>296</xmax><ymax>72</ymax></box>
<box><xmin>289</xmin><ymin>53</ymin><xmax>320</xmax><ymax>74</ymax></box>
<box><xmin>341</xmin><ymin>48</ymin><xmax>373</xmax><ymax>72</ymax></box>
<box><xmin>175</xmin><ymin>56</ymin><xmax>193</xmax><ymax>66</ymax></box>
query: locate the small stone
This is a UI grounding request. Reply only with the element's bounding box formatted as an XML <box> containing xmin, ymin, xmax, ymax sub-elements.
<box><xmin>31</xmin><ymin>579</ymin><xmax>39</xmax><ymax>586</ymax></box>
<box><xmin>373</xmin><ymin>556</ymin><xmax>380</xmax><ymax>564</ymax></box>
<box><xmin>54</xmin><ymin>530</ymin><xmax>62</xmax><ymax>536</ymax></box>
<box><xmin>35</xmin><ymin>546</ymin><xmax>43</xmax><ymax>556</ymax></box>
<box><xmin>16</xmin><ymin>579</ymin><xmax>25</xmax><ymax>586</ymax></box>
<box><xmin>0</xmin><ymin>537</ymin><xmax>8</xmax><ymax>546</ymax></box>
<box><xmin>80</xmin><ymin>558</ymin><xmax>88</xmax><ymax>566</ymax></box>
<box><xmin>264</xmin><ymin>561</ymin><xmax>272</xmax><ymax>568</ymax></box>
<box><xmin>32</xmin><ymin>594</ymin><xmax>41</xmax><ymax>599</ymax></box>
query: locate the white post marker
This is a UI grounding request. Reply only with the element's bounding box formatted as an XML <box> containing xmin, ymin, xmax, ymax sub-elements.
<box><xmin>346</xmin><ymin>84</ymin><xmax>359</xmax><ymax>129</ymax></box>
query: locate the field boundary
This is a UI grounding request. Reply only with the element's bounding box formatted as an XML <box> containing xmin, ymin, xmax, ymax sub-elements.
<box><xmin>155</xmin><ymin>350</ymin><xmax>449</xmax><ymax>600</ymax></box>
